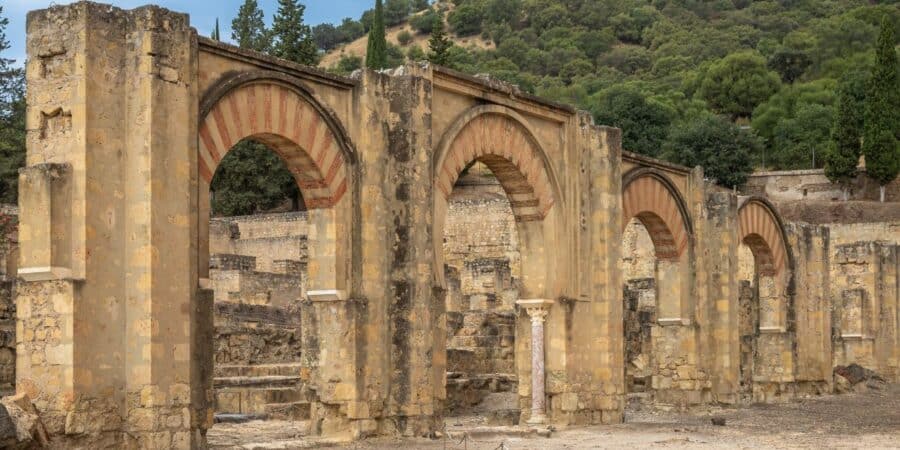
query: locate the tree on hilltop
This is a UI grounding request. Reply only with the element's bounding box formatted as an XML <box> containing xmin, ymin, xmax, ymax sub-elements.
<box><xmin>862</xmin><ymin>17</ymin><xmax>900</xmax><ymax>202</ymax></box>
<box><xmin>366</xmin><ymin>0</ymin><xmax>389</xmax><ymax>69</ymax></box>
<box><xmin>232</xmin><ymin>0</ymin><xmax>271</xmax><ymax>52</ymax></box>
<box><xmin>824</xmin><ymin>71</ymin><xmax>866</xmax><ymax>199</ymax></box>
<box><xmin>271</xmin><ymin>0</ymin><xmax>319</xmax><ymax>65</ymax></box>
<box><xmin>428</xmin><ymin>14</ymin><xmax>452</xmax><ymax>66</ymax></box>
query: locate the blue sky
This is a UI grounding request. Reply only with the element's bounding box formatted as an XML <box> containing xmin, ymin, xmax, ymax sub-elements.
<box><xmin>2</xmin><ymin>0</ymin><xmax>373</xmax><ymax>66</ymax></box>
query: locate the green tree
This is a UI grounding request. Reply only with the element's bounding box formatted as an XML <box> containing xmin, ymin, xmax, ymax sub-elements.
<box><xmin>397</xmin><ymin>30</ymin><xmax>413</xmax><ymax>46</ymax></box>
<box><xmin>338</xmin><ymin>17</ymin><xmax>366</xmax><ymax>41</ymax></box>
<box><xmin>428</xmin><ymin>14</ymin><xmax>453</xmax><ymax>66</ymax></box>
<box><xmin>312</xmin><ymin>23</ymin><xmax>344</xmax><ymax>51</ymax></box>
<box><xmin>407</xmin><ymin>45</ymin><xmax>426</xmax><ymax>61</ymax></box>
<box><xmin>700</xmin><ymin>51</ymin><xmax>782</xmax><ymax>120</ymax></box>
<box><xmin>589</xmin><ymin>85</ymin><xmax>675</xmax><ymax>158</ymax></box>
<box><xmin>771</xmin><ymin>103</ymin><xmax>834</xmax><ymax>170</ymax></box>
<box><xmin>332</xmin><ymin>54</ymin><xmax>363</xmax><ymax>75</ymax></box>
<box><xmin>210</xmin><ymin>142</ymin><xmax>300</xmax><ymax>216</ymax></box>
<box><xmin>231</xmin><ymin>0</ymin><xmax>270</xmax><ymax>52</ymax></box>
<box><xmin>824</xmin><ymin>71</ymin><xmax>867</xmax><ymax>199</ymax></box>
<box><xmin>662</xmin><ymin>113</ymin><xmax>759</xmax><ymax>188</ymax></box>
<box><xmin>366</xmin><ymin>0</ymin><xmax>389</xmax><ymax>69</ymax></box>
<box><xmin>411</xmin><ymin>9</ymin><xmax>441</xmax><ymax>34</ymax></box>
<box><xmin>385</xmin><ymin>0</ymin><xmax>412</xmax><ymax>26</ymax></box>
<box><xmin>863</xmin><ymin>17</ymin><xmax>900</xmax><ymax>202</ymax></box>
<box><xmin>767</xmin><ymin>48</ymin><xmax>811</xmax><ymax>84</ymax></box>
<box><xmin>0</xmin><ymin>6</ymin><xmax>25</xmax><ymax>203</ymax></box>
<box><xmin>211</xmin><ymin>18</ymin><xmax>221</xmax><ymax>41</ymax></box>
<box><xmin>271</xmin><ymin>0</ymin><xmax>319</xmax><ymax>65</ymax></box>
<box><xmin>751</xmin><ymin>79</ymin><xmax>837</xmax><ymax>168</ymax></box>
<box><xmin>448</xmin><ymin>2</ymin><xmax>483</xmax><ymax>36</ymax></box>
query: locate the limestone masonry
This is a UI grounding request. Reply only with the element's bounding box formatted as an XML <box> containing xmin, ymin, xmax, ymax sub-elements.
<box><xmin>9</xmin><ymin>2</ymin><xmax>900</xmax><ymax>448</ymax></box>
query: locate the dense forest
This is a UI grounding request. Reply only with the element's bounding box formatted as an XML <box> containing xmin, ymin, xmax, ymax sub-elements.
<box><xmin>0</xmin><ymin>1</ymin><xmax>897</xmax><ymax>214</ymax></box>
<box><xmin>323</xmin><ymin>0</ymin><xmax>899</xmax><ymax>190</ymax></box>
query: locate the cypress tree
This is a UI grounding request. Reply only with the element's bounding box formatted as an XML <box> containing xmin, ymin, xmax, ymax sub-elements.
<box><xmin>271</xmin><ymin>0</ymin><xmax>319</xmax><ymax>65</ymax></box>
<box><xmin>211</xmin><ymin>18</ymin><xmax>221</xmax><ymax>41</ymax></box>
<box><xmin>428</xmin><ymin>13</ymin><xmax>452</xmax><ymax>66</ymax></box>
<box><xmin>231</xmin><ymin>0</ymin><xmax>270</xmax><ymax>52</ymax></box>
<box><xmin>824</xmin><ymin>71</ymin><xmax>866</xmax><ymax>200</ymax></box>
<box><xmin>862</xmin><ymin>16</ymin><xmax>900</xmax><ymax>202</ymax></box>
<box><xmin>366</xmin><ymin>0</ymin><xmax>389</xmax><ymax>69</ymax></box>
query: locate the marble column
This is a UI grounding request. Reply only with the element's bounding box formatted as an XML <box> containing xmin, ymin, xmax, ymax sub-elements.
<box><xmin>517</xmin><ymin>299</ymin><xmax>554</xmax><ymax>425</ymax></box>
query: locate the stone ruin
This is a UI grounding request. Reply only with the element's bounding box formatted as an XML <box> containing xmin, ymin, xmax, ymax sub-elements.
<box><xmin>4</xmin><ymin>2</ymin><xmax>898</xmax><ymax>448</ymax></box>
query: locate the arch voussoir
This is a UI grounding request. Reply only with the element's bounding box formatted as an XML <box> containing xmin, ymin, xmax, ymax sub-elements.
<box><xmin>199</xmin><ymin>80</ymin><xmax>351</xmax><ymax>209</ymax></box>
<box><xmin>434</xmin><ymin>107</ymin><xmax>560</xmax><ymax>223</ymax></box>
<box><xmin>621</xmin><ymin>171</ymin><xmax>692</xmax><ymax>260</ymax></box>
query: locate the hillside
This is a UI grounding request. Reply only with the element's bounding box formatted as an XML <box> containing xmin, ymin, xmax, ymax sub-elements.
<box><xmin>320</xmin><ymin>4</ymin><xmax>494</xmax><ymax>68</ymax></box>
<box><xmin>316</xmin><ymin>0</ymin><xmax>899</xmax><ymax>186</ymax></box>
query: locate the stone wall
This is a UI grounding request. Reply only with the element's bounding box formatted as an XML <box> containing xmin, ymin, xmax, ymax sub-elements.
<box><xmin>742</xmin><ymin>169</ymin><xmax>900</xmax><ymax>202</ymax></box>
<box><xmin>831</xmin><ymin>241</ymin><xmax>899</xmax><ymax>380</ymax></box>
<box><xmin>209</xmin><ymin>212</ymin><xmax>308</xmax><ymax>274</ymax></box>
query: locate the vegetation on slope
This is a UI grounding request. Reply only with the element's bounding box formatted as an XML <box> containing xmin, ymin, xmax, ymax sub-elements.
<box><xmin>320</xmin><ymin>0</ymin><xmax>899</xmax><ymax>187</ymax></box>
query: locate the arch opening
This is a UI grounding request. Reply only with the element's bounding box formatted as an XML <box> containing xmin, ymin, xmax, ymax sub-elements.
<box><xmin>442</xmin><ymin>162</ymin><xmax>522</xmax><ymax>425</ymax></box>
<box><xmin>434</xmin><ymin>107</ymin><xmax>561</xmax><ymax>427</ymax></box>
<box><xmin>736</xmin><ymin>199</ymin><xmax>794</xmax><ymax>401</ymax></box>
<box><xmin>197</xmin><ymin>77</ymin><xmax>356</xmax><ymax>434</ymax></box>
<box><xmin>620</xmin><ymin>172</ymin><xmax>695</xmax><ymax>413</ymax></box>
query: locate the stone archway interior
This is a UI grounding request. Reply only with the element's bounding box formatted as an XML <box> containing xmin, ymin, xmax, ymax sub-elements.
<box><xmin>442</xmin><ymin>162</ymin><xmax>522</xmax><ymax>425</ymax></box>
<box><xmin>620</xmin><ymin>217</ymin><xmax>657</xmax><ymax>396</ymax></box>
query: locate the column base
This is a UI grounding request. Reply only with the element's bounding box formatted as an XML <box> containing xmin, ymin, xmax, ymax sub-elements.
<box><xmin>526</xmin><ymin>412</ymin><xmax>548</xmax><ymax>425</ymax></box>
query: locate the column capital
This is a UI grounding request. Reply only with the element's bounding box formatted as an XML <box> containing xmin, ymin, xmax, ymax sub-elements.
<box><xmin>516</xmin><ymin>299</ymin><xmax>555</xmax><ymax>322</ymax></box>
<box><xmin>307</xmin><ymin>289</ymin><xmax>347</xmax><ymax>302</ymax></box>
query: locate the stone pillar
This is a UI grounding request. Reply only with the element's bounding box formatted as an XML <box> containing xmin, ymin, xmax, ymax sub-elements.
<box><xmin>701</xmin><ymin>191</ymin><xmax>740</xmax><ymax>403</ymax></box>
<box><xmin>22</xmin><ymin>3</ymin><xmax>200</xmax><ymax>447</ymax></box>
<box><xmin>517</xmin><ymin>299</ymin><xmax>554</xmax><ymax>424</ymax></box>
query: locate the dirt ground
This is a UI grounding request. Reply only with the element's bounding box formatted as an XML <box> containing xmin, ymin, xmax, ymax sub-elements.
<box><xmin>208</xmin><ymin>384</ymin><xmax>900</xmax><ymax>449</ymax></box>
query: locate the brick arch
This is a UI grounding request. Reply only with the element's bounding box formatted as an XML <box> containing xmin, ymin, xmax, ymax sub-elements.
<box><xmin>621</xmin><ymin>171</ymin><xmax>692</xmax><ymax>260</ymax></box>
<box><xmin>434</xmin><ymin>106</ymin><xmax>560</xmax><ymax>222</ymax></box>
<box><xmin>199</xmin><ymin>72</ymin><xmax>354</xmax><ymax>209</ymax></box>
<box><xmin>738</xmin><ymin>198</ymin><xmax>789</xmax><ymax>276</ymax></box>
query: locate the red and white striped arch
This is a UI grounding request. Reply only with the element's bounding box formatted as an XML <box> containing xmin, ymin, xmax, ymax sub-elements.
<box><xmin>622</xmin><ymin>175</ymin><xmax>690</xmax><ymax>260</ymax></box>
<box><xmin>199</xmin><ymin>82</ymin><xmax>347</xmax><ymax>209</ymax></box>
<box><xmin>738</xmin><ymin>200</ymin><xmax>788</xmax><ymax>276</ymax></box>
<box><xmin>435</xmin><ymin>113</ymin><xmax>555</xmax><ymax>222</ymax></box>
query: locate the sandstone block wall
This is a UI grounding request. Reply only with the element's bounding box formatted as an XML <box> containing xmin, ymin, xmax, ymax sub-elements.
<box><xmin>742</xmin><ymin>169</ymin><xmax>900</xmax><ymax>202</ymax></box>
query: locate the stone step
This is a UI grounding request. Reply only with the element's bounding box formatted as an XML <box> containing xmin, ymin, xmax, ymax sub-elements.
<box><xmin>214</xmin><ymin>375</ymin><xmax>302</xmax><ymax>389</ymax></box>
<box><xmin>215</xmin><ymin>386</ymin><xmax>307</xmax><ymax>415</ymax></box>
<box><xmin>215</xmin><ymin>362</ymin><xmax>304</xmax><ymax>378</ymax></box>
<box><xmin>264</xmin><ymin>401</ymin><xmax>312</xmax><ymax>420</ymax></box>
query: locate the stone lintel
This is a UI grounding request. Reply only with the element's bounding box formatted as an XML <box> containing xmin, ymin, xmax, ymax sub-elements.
<box><xmin>18</xmin><ymin>266</ymin><xmax>73</xmax><ymax>282</ymax></box>
<box><xmin>307</xmin><ymin>289</ymin><xmax>347</xmax><ymax>302</ymax></box>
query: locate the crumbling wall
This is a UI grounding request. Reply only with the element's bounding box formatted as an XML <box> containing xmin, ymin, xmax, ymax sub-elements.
<box><xmin>623</xmin><ymin>278</ymin><xmax>655</xmax><ymax>393</ymax></box>
<box><xmin>831</xmin><ymin>241</ymin><xmax>899</xmax><ymax>381</ymax></box>
<box><xmin>209</xmin><ymin>212</ymin><xmax>309</xmax><ymax>273</ymax></box>
<box><xmin>441</xmin><ymin>170</ymin><xmax>521</xmax><ymax>423</ymax></box>
<box><xmin>742</xmin><ymin>169</ymin><xmax>900</xmax><ymax>202</ymax></box>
